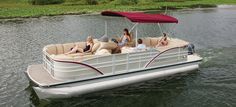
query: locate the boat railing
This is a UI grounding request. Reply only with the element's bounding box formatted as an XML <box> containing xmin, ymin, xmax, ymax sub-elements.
<box><xmin>145</xmin><ymin>45</ymin><xmax>188</xmax><ymax>68</ymax></box>
<box><xmin>87</xmin><ymin>51</ymin><xmax>186</xmax><ymax>66</ymax></box>
<box><xmin>42</xmin><ymin>46</ymin><xmax>188</xmax><ymax>80</ymax></box>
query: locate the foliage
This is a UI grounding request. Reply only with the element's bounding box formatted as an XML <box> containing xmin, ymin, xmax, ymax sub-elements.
<box><xmin>1</xmin><ymin>0</ymin><xmax>236</xmax><ymax>19</ymax></box>
<box><xmin>65</xmin><ymin>0</ymin><xmax>98</xmax><ymax>5</ymax></box>
<box><xmin>138</xmin><ymin>0</ymin><xmax>155</xmax><ymax>4</ymax></box>
<box><xmin>29</xmin><ymin>0</ymin><xmax>64</xmax><ymax>5</ymax></box>
<box><xmin>110</xmin><ymin>0</ymin><xmax>138</xmax><ymax>5</ymax></box>
<box><xmin>97</xmin><ymin>0</ymin><xmax>114</xmax><ymax>4</ymax></box>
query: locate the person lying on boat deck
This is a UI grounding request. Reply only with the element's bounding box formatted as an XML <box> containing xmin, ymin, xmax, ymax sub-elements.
<box><xmin>156</xmin><ymin>33</ymin><xmax>168</xmax><ymax>47</ymax></box>
<box><xmin>112</xmin><ymin>28</ymin><xmax>131</xmax><ymax>47</ymax></box>
<box><xmin>136</xmin><ymin>39</ymin><xmax>146</xmax><ymax>50</ymax></box>
<box><xmin>65</xmin><ymin>36</ymin><xmax>94</xmax><ymax>55</ymax></box>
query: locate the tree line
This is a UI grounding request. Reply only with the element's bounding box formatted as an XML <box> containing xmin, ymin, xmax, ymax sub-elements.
<box><xmin>29</xmin><ymin>0</ymin><xmax>185</xmax><ymax>5</ymax></box>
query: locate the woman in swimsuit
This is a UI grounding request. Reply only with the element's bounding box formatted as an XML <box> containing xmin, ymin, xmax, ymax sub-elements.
<box><xmin>156</xmin><ymin>33</ymin><xmax>168</xmax><ymax>47</ymax></box>
<box><xmin>111</xmin><ymin>28</ymin><xmax>131</xmax><ymax>54</ymax></box>
<box><xmin>65</xmin><ymin>36</ymin><xmax>94</xmax><ymax>55</ymax></box>
<box><xmin>117</xmin><ymin>28</ymin><xmax>131</xmax><ymax>47</ymax></box>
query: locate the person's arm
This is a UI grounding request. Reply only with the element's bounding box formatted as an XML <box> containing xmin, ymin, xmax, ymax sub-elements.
<box><xmin>159</xmin><ymin>36</ymin><xmax>164</xmax><ymax>42</ymax></box>
<box><xmin>127</xmin><ymin>35</ymin><xmax>131</xmax><ymax>42</ymax></box>
<box><xmin>165</xmin><ymin>36</ymin><xmax>168</xmax><ymax>41</ymax></box>
<box><xmin>89</xmin><ymin>44</ymin><xmax>93</xmax><ymax>52</ymax></box>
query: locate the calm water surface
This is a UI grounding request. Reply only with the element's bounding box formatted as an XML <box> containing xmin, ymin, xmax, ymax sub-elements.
<box><xmin>0</xmin><ymin>7</ymin><xmax>236</xmax><ymax>107</ymax></box>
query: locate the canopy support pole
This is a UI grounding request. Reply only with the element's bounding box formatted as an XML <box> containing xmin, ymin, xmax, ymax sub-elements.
<box><xmin>105</xmin><ymin>21</ymin><xmax>108</xmax><ymax>36</ymax></box>
<box><xmin>129</xmin><ymin>23</ymin><xmax>139</xmax><ymax>33</ymax></box>
<box><xmin>130</xmin><ymin>23</ymin><xmax>139</xmax><ymax>46</ymax></box>
<box><xmin>135</xmin><ymin>26</ymin><xmax>138</xmax><ymax>47</ymax></box>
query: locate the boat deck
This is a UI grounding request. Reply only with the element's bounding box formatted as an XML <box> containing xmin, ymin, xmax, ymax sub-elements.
<box><xmin>26</xmin><ymin>65</ymin><xmax>62</xmax><ymax>87</ymax></box>
<box><xmin>26</xmin><ymin>54</ymin><xmax>202</xmax><ymax>87</ymax></box>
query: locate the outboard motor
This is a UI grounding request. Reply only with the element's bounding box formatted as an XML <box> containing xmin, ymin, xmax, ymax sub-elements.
<box><xmin>187</xmin><ymin>43</ymin><xmax>195</xmax><ymax>55</ymax></box>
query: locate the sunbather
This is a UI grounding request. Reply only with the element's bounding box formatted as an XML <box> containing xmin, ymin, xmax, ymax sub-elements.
<box><xmin>156</xmin><ymin>33</ymin><xmax>168</xmax><ymax>47</ymax></box>
<box><xmin>65</xmin><ymin>36</ymin><xmax>94</xmax><ymax>55</ymax></box>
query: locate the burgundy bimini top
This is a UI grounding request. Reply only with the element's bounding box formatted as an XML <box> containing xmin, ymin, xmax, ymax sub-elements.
<box><xmin>101</xmin><ymin>11</ymin><xmax>178</xmax><ymax>23</ymax></box>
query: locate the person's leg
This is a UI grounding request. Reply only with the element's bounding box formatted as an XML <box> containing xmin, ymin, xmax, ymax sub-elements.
<box><xmin>163</xmin><ymin>41</ymin><xmax>168</xmax><ymax>46</ymax></box>
<box><xmin>65</xmin><ymin>45</ymin><xmax>79</xmax><ymax>55</ymax></box>
<box><xmin>77</xmin><ymin>48</ymin><xmax>84</xmax><ymax>53</ymax></box>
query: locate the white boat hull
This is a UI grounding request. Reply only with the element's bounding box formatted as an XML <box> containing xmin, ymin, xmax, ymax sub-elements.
<box><xmin>33</xmin><ymin>61</ymin><xmax>200</xmax><ymax>99</ymax></box>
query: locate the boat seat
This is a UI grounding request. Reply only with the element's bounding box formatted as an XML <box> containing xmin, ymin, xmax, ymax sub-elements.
<box><xmin>44</xmin><ymin>38</ymin><xmax>102</xmax><ymax>55</ymax></box>
<box><xmin>44</xmin><ymin>39</ymin><xmax>119</xmax><ymax>61</ymax></box>
<box><xmin>121</xmin><ymin>47</ymin><xmax>135</xmax><ymax>53</ymax></box>
<box><xmin>136</xmin><ymin>37</ymin><xmax>189</xmax><ymax>51</ymax></box>
<box><xmin>51</xmin><ymin>54</ymin><xmax>74</xmax><ymax>61</ymax></box>
<box><xmin>156</xmin><ymin>38</ymin><xmax>189</xmax><ymax>51</ymax></box>
<box><xmin>44</xmin><ymin>44</ymin><xmax>57</xmax><ymax>55</ymax></box>
<box><xmin>126</xmin><ymin>33</ymin><xmax>136</xmax><ymax>47</ymax></box>
<box><xmin>62</xmin><ymin>43</ymin><xmax>77</xmax><ymax>54</ymax></box>
<box><xmin>51</xmin><ymin>52</ymin><xmax>94</xmax><ymax>61</ymax></box>
<box><xmin>149</xmin><ymin>37</ymin><xmax>159</xmax><ymax>46</ymax></box>
<box><xmin>95</xmin><ymin>49</ymin><xmax>112</xmax><ymax>55</ymax></box>
<box><xmin>44</xmin><ymin>42</ymin><xmax>85</xmax><ymax>55</ymax></box>
<box><xmin>126</xmin><ymin>39</ymin><xmax>136</xmax><ymax>47</ymax></box>
<box><xmin>141</xmin><ymin>37</ymin><xmax>161</xmax><ymax>47</ymax></box>
<box><xmin>97</xmin><ymin>41</ymin><xmax>117</xmax><ymax>51</ymax></box>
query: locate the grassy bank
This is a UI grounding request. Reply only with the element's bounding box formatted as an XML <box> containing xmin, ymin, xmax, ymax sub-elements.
<box><xmin>0</xmin><ymin>0</ymin><xmax>236</xmax><ymax>19</ymax></box>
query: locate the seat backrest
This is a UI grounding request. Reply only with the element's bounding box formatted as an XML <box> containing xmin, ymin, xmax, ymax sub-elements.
<box><xmin>150</xmin><ymin>37</ymin><xmax>159</xmax><ymax>47</ymax></box>
<box><xmin>44</xmin><ymin>44</ymin><xmax>57</xmax><ymax>55</ymax></box>
<box><xmin>126</xmin><ymin>39</ymin><xmax>136</xmax><ymax>47</ymax></box>
<box><xmin>91</xmin><ymin>42</ymin><xmax>100</xmax><ymax>53</ymax></box>
<box><xmin>55</xmin><ymin>44</ymin><xmax>64</xmax><ymax>54</ymax></box>
<box><xmin>63</xmin><ymin>43</ymin><xmax>75</xmax><ymax>54</ymax></box>
<box><xmin>45</xmin><ymin>42</ymin><xmax>86</xmax><ymax>55</ymax></box>
<box><xmin>98</xmin><ymin>42</ymin><xmax>117</xmax><ymax>51</ymax></box>
<box><xmin>142</xmin><ymin>38</ymin><xmax>151</xmax><ymax>47</ymax></box>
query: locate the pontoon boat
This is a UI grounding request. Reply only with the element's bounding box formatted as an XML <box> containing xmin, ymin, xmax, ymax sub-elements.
<box><xmin>25</xmin><ymin>11</ymin><xmax>202</xmax><ymax>99</ymax></box>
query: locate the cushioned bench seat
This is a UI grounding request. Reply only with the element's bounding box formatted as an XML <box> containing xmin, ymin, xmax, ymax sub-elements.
<box><xmin>156</xmin><ymin>38</ymin><xmax>189</xmax><ymax>51</ymax></box>
<box><xmin>44</xmin><ymin>37</ymin><xmax>189</xmax><ymax>61</ymax></box>
<box><xmin>44</xmin><ymin>39</ymin><xmax>118</xmax><ymax>61</ymax></box>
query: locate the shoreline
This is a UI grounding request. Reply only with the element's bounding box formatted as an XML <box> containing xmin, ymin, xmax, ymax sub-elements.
<box><xmin>0</xmin><ymin>4</ymin><xmax>235</xmax><ymax>20</ymax></box>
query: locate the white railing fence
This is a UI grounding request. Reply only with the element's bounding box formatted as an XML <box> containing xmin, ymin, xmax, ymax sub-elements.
<box><xmin>43</xmin><ymin>47</ymin><xmax>188</xmax><ymax>80</ymax></box>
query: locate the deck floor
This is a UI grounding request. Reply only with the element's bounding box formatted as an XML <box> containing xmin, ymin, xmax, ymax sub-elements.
<box><xmin>27</xmin><ymin>64</ymin><xmax>61</xmax><ymax>86</ymax></box>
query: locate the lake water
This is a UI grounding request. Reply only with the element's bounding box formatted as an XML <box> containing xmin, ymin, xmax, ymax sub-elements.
<box><xmin>0</xmin><ymin>6</ymin><xmax>236</xmax><ymax>107</ymax></box>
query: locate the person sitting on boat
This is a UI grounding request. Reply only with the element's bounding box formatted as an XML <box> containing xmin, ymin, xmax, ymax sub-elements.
<box><xmin>112</xmin><ymin>28</ymin><xmax>131</xmax><ymax>47</ymax></box>
<box><xmin>65</xmin><ymin>36</ymin><xmax>94</xmax><ymax>55</ymax></box>
<box><xmin>156</xmin><ymin>33</ymin><xmax>168</xmax><ymax>47</ymax></box>
<box><xmin>136</xmin><ymin>39</ymin><xmax>146</xmax><ymax>50</ymax></box>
